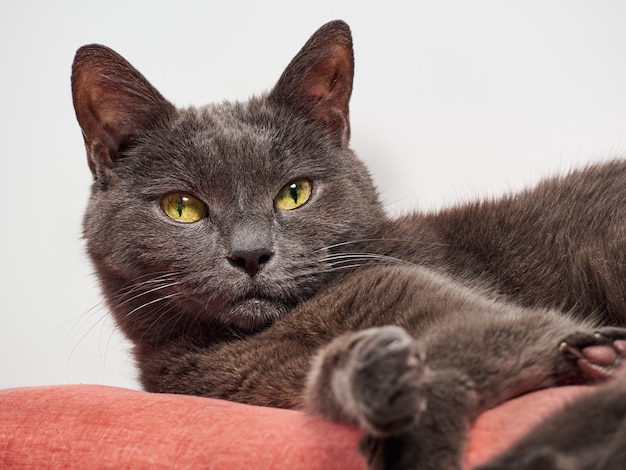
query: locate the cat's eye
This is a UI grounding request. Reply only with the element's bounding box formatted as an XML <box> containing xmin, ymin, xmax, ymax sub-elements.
<box><xmin>160</xmin><ymin>193</ymin><xmax>206</xmax><ymax>223</ymax></box>
<box><xmin>274</xmin><ymin>179</ymin><xmax>313</xmax><ymax>211</ymax></box>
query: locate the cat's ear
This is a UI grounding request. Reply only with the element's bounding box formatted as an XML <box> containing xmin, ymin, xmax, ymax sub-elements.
<box><xmin>71</xmin><ymin>45</ymin><xmax>175</xmax><ymax>181</ymax></box>
<box><xmin>269</xmin><ymin>20</ymin><xmax>354</xmax><ymax>144</ymax></box>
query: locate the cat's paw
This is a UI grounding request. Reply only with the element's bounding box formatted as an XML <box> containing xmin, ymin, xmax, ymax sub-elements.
<box><xmin>348</xmin><ymin>326</ymin><xmax>427</xmax><ymax>437</ymax></box>
<box><xmin>558</xmin><ymin>326</ymin><xmax>626</xmax><ymax>382</ymax></box>
<box><xmin>309</xmin><ymin>325</ymin><xmax>427</xmax><ymax>437</ymax></box>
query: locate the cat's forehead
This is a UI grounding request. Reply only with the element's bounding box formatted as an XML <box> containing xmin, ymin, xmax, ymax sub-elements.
<box><xmin>194</xmin><ymin>102</ymin><xmax>276</xmax><ymax>136</ymax></box>
<box><xmin>136</xmin><ymin>100</ymin><xmax>328</xmax><ymax>204</ymax></box>
<box><xmin>164</xmin><ymin>104</ymin><xmax>270</xmax><ymax>168</ymax></box>
<box><xmin>172</xmin><ymin>102</ymin><xmax>279</xmax><ymax>157</ymax></box>
<box><xmin>164</xmin><ymin>101</ymin><xmax>329</xmax><ymax>175</ymax></box>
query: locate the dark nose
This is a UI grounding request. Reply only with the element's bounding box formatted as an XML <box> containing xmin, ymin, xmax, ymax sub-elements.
<box><xmin>228</xmin><ymin>248</ymin><xmax>273</xmax><ymax>277</ymax></box>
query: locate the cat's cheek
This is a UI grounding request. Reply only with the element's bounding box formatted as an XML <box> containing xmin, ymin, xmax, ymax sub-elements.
<box><xmin>150</xmin><ymin>204</ymin><xmax>217</xmax><ymax>253</ymax></box>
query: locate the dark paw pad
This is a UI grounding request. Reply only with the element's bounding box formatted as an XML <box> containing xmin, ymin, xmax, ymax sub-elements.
<box><xmin>350</xmin><ymin>326</ymin><xmax>426</xmax><ymax>437</ymax></box>
<box><xmin>559</xmin><ymin>327</ymin><xmax>626</xmax><ymax>382</ymax></box>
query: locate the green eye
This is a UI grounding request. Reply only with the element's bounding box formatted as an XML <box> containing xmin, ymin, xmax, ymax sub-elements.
<box><xmin>160</xmin><ymin>193</ymin><xmax>206</xmax><ymax>223</ymax></box>
<box><xmin>274</xmin><ymin>179</ymin><xmax>313</xmax><ymax>211</ymax></box>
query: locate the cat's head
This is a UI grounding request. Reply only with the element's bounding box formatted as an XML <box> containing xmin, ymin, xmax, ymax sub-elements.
<box><xmin>72</xmin><ymin>20</ymin><xmax>385</xmax><ymax>345</ymax></box>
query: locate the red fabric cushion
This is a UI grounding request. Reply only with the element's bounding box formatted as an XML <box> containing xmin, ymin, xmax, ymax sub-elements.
<box><xmin>0</xmin><ymin>384</ymin><xmax>590</xmax><ymax>469</ymax></box>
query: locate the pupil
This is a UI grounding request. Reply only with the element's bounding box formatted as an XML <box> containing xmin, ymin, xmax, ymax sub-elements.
<box><xmin>289</xmin><ymin>184</ymin><xmax>298</xmax><ymax>203</ymax></box>
<box><xmin>177</xmin><ymin>196</ymin><xmax>184</xmax><ymax>216</ymax></box>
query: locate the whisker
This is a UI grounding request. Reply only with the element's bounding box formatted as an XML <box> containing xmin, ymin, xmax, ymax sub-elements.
<box><xmin>322</xmin><ymin>253</ymin><xmax>404</xmax><ymax>262</ymax></box>
<box><xmin>315</xmin><ymin>239</ymin><xmax>381</xmax><ymax>252</ymax></box>
<box><xmin>110</xmin><ymin>273</ymin><xmax>181</xmax><ymax>301</ymax></box>
<box><xmin>125</xmin><ymin>292</ymin><xmax>183</xmax><ymax>317</ymax></box>
<box><xmin>138</xmin><ymin>302</ymin><xmax>183</xmax><ymax>345</ymax></box>
<box><xmin>63</xmin><ymin>299</ymin><xmax>106</xmax><ymax>341</ymax></box>
<box><xmin>317</xmin><ymin>238</ymin><xmax>449</xmax><ymax>252</ymax></box>
<box><xmin>321</xmin><ymin>252</ymin><xmax>409</xmax><ymax>267</ymax></box>
<box><xmin>115</xmin><ymin>281</ymin><xmax>182</xmax><ymax>307</ymax></box>
<box><xmin>317</xmin><ymin>264</ymin><xmax>366</xmax><ymax>274</ymax></box>
<box><xmin>315</xmin><ymin>250</ymin><xmax>416</xmax><ymax>276</ymax></box>
<box><xmin>65</xmin><ymin>301</ymin><xmax>112</xmax><ymax>365</ymax></box>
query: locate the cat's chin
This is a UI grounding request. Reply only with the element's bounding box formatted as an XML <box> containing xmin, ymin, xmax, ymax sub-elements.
<box><xmin>223</xmin><ymin>298</ymin><xmax>289</xmax><ymax>332</ymax></box>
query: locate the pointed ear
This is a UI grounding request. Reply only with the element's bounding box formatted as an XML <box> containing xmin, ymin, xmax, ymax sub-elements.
<box><xmin>269</xmin><ymin>20</ymin><xmax>354</xmax><ymax>144</ymax></box>
<box><xmin>71</xmin><ymin>45</ymin><xmax>175</xmax><ymax>180</ymax></box>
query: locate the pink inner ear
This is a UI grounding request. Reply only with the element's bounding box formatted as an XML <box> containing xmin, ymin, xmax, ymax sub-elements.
<box><xmin>268</xmin><ymin>22</ymin><xmax>354</xmax><ymax>142</ymax></box>
<box><xmin>82</xmin><ymin>86</ymin><xmax>128</xmax><ymax>145</ymax></box>
<box><xmin>300</xmin><ymin>56</ymin><xmax>353</xmax><ymax>141</ymax></box>
<box><xmin>73</xmin><ymin>80</ymin><xmax>135</xmax><ymax>173</ymax></box>
<box><xmin>304</xmin><ymin>61</ymin><xmax>342</xmax><ymax>101</ymax></box>
<box><xmin>71</xmin><ymin>44</ymin><xmax>175</xmax><ymax>175</ymax></box>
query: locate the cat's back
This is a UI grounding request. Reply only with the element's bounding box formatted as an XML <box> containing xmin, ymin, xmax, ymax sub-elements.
<box><xmin>382</xmin><ymin>158</ymin><xmax>626</xmax><ymax>322</ymax></box>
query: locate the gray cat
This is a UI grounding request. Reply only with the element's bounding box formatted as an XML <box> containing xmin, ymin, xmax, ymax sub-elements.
<box><xmin>71</xmin><ymin>20</ymin><xmax>626</xmax><ymax>469</ymax></box>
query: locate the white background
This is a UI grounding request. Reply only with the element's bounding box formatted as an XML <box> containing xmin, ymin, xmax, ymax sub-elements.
<box><xmin>1</xmin><ymin>1</ymin><xmax>625</xmax><ymax>391</ymax></box>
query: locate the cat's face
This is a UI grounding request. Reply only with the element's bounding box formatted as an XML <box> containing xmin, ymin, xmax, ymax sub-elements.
<box><xmin>74</xmin><ymin>21</ymin><xmax>385</xmax><ymax>344</ymax></box>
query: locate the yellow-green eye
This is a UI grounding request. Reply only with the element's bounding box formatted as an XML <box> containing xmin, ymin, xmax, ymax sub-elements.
<box><xmin>274</xmin><ymin>179</ymin><xmax>313</xmax><ymax>211</ymax></box>
<box><xmin>160</xmin><ymin>193</ymin><xmax>206</xmax><ymax>223</ymax></box>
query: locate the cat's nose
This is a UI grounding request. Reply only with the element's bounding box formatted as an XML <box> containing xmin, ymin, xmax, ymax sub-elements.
<box><xmin>228</xmin><ymin>248</ymin><xmax>273</xmax><ymax>277</ymax></box>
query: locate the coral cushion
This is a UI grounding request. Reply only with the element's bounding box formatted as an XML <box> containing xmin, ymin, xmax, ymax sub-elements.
<box><xmin>0</xmin><ymin>384</ymin><xmax>590</xmax><ymax>469</ymax></box>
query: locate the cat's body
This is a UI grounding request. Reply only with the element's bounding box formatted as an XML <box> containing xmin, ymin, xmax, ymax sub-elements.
<box><xmin>72</xmin><ymin>21</ymin><xmax>626</xmax><ymax>470</ymax></box>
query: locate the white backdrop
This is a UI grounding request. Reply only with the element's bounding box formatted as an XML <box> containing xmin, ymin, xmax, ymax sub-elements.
<box><xmin>1</xmin><ymin>1</ymin><xmax>625</xmax><ymax>390</ymax></box>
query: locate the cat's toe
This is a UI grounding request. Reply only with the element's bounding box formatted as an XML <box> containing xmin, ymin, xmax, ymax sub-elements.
<box><xmin>559</xmin><ymin>326</ymin><xmax>626</xmax><ymax>382</ymax></box>
<box><xmin>350</xmin><ymin>326</ymin><xmax>427</xmax><ymax>437</ymax></box>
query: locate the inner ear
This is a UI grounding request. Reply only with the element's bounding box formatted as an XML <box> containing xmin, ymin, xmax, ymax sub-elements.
<box><xmin>71</xmin><ymin>44</ymin><xmax>175</xmax><ymax>177</ymax></box>
<box><xmin>269</xmin><ymin>20</ymin><xmax>354</xmax><ymax>143</ymax></box>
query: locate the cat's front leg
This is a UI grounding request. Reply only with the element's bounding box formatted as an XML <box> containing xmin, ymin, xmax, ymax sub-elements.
<box><xmin>305</xmin><ymin>326</ymin><xmax>428</xmax><ymax>437</ymax></box>
<box><xmin>361</xmin><ymin>368</ymin><xmax>477</xmax><ymax>470</ymax></box>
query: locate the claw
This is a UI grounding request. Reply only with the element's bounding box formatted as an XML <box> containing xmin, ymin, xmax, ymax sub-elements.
<box><xmin>559</xmin><ymin>341</ymin><xmax>582</xmax><ymax>358</ymax></box>
<box><xmin>559</xmin><ymin>327</ymin><xmax>626</xmax><ymax>383</ymax></box>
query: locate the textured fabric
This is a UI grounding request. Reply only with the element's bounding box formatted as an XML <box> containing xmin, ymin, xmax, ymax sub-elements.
<box><xmin>464</xmin><ymin>385</ymin><xmax>592</xmax><ymax>466</ymax></box>
<box><xmin>0</xmin><ymin>384</ymin><xmax>590</xmax><ymax>469</ymax></box>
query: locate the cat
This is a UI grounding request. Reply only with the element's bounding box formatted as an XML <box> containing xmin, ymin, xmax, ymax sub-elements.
<box><xmin>71</xmin><ymin>20</ymin><xmax>626</xmax><ymax>470</ymax></box>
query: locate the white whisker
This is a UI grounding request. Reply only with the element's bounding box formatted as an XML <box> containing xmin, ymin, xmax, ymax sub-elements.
<box><xmin>321</xmin><ymin>252</ymin><xmax>410</xmax><ymax>267</ymax></box>
<box><xmin>316</xmin><ymin>238</ymin><xmax>448</xmax><ymax>253</ymax></box>
<box><xmin>318</xmin><ymin>264</ymin><xmax>366</xmax><ymax>273</ymax></box>
<box><xmin>111</xmin><ymin>273</ymin><xmax>181</xmax><ymax>300</ymax></box>
<box><xmin>116</xmin><ymin>281</ymin><xmax>182</xmax><ymax>307</ymax></box>
<box><xmin>322</xmin><ymin>253</ymin><xmax>405</xmax><ymax>263</ymax></box>
<box><xmin>125</xmin><ymin>292</ymin><xmax>183</xmax><ymax>317</ymax></box>
<box><xmin>139</xmin><ymin>302</ymin><xmax>183</xmax><ymax>344</ymax></box>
